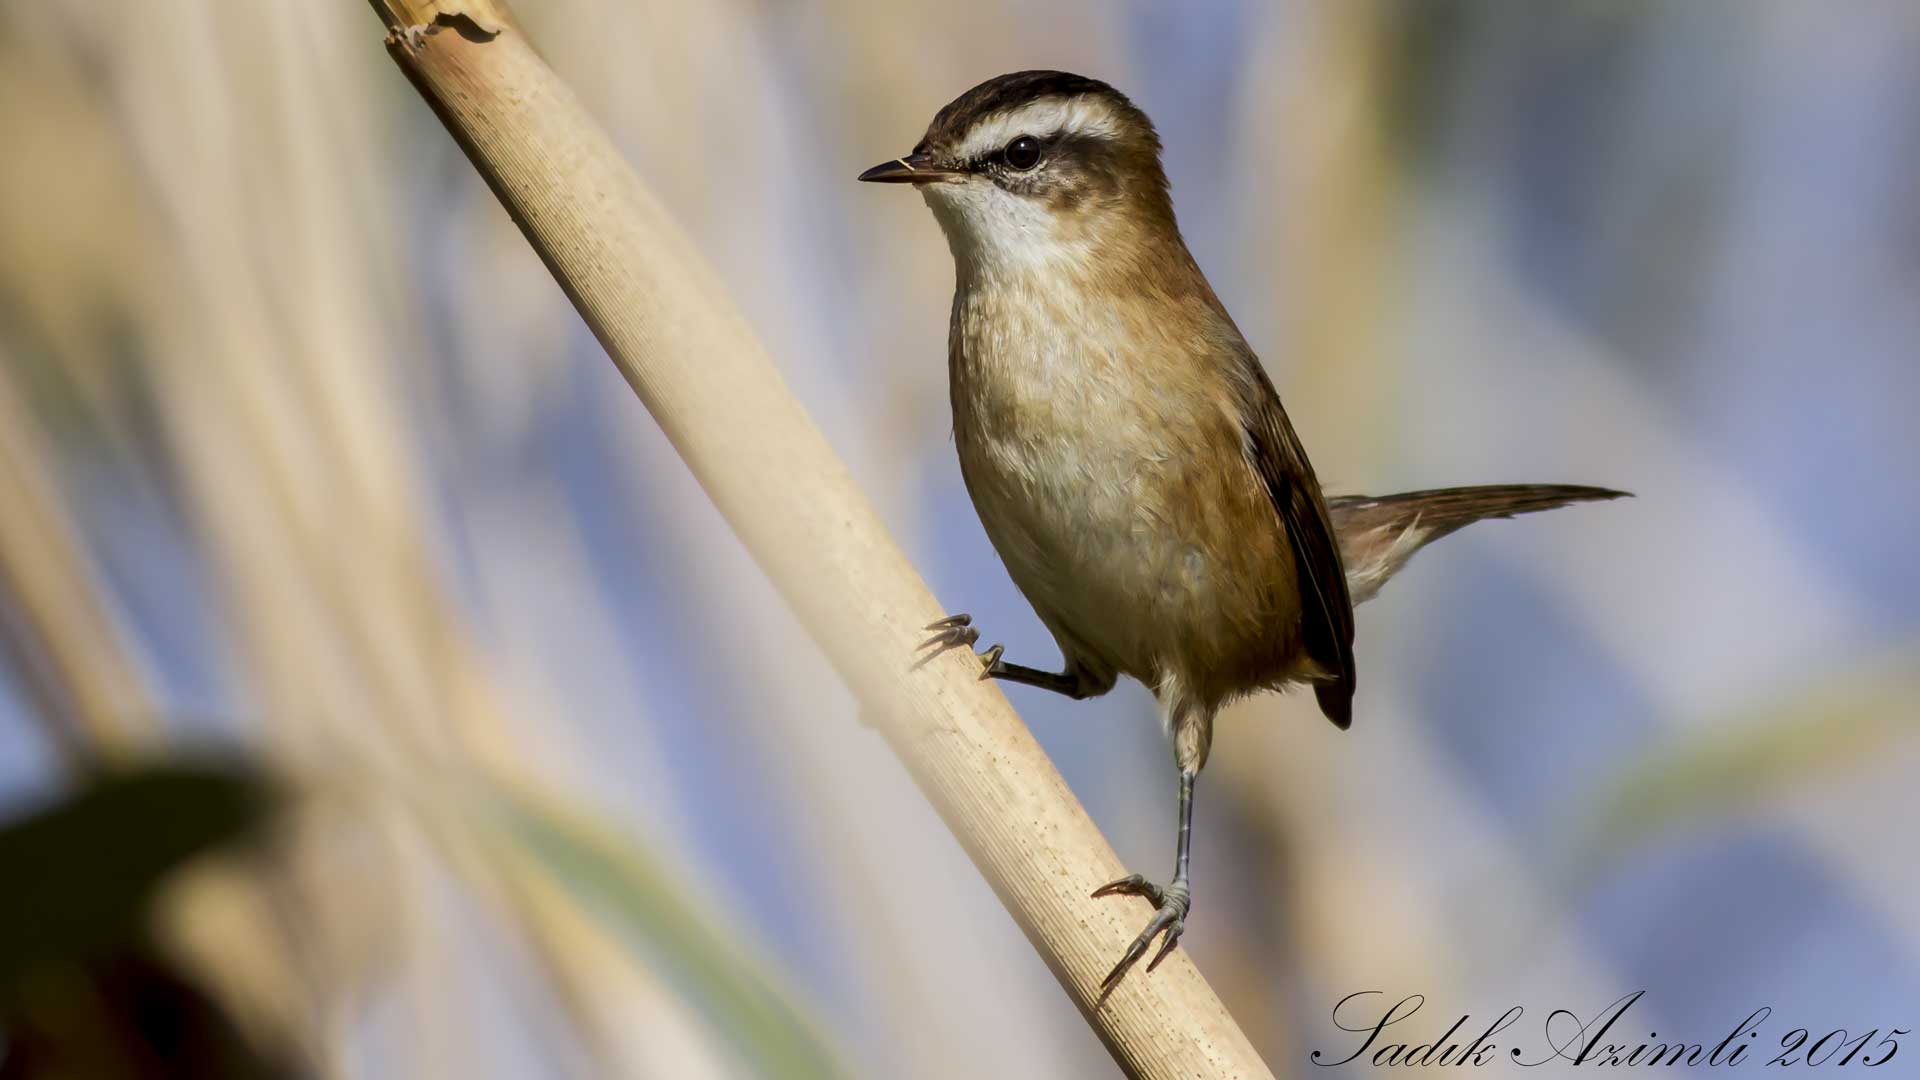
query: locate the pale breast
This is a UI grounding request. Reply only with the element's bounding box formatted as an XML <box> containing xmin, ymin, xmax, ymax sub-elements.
<box><xmin>948</xmin><ymin>278</ymin><xmax>1298</xmax><ymax>693</ymax></box>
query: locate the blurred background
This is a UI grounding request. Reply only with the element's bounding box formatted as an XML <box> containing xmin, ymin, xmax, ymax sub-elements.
<box><xmin>1</xmin><ymin>2</ymin><xmax>1916</xmax><ymax>1076</ymax></box>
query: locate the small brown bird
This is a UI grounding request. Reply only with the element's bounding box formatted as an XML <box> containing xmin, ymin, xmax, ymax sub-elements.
<box><xmin>861</xmin><ymin>71</ymin><xmax>1624</xmax><ymax>989</ymax></box>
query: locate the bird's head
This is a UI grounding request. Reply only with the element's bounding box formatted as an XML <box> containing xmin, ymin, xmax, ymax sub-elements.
<box><xmin>859</xmin><ymin>71</ymin><xmax>1177</xmax><ymax>276</ymax></box>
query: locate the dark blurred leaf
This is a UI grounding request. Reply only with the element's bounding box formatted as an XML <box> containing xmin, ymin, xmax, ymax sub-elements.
<box><xmin>0</xmin><ymin>760</ymin><xmax>274</xmax><ymax>988</ymax></box>
<box><xmin>1</xmin><ymin>947</ymin><xmax>293</xmax><ymax>1080</ymax></box>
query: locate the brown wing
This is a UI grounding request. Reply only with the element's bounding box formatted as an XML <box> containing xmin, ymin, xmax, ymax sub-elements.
<box><xmin>1232</xmin><ymin>355</ymin><xmax>1356</xmax><ymax>729</ymax></box>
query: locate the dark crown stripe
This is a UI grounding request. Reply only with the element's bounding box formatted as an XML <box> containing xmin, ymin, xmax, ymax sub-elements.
<box><xmin>918</xmin><ymin>70</ymin><xmax>1145</xmax><ymax>152</ymax></box>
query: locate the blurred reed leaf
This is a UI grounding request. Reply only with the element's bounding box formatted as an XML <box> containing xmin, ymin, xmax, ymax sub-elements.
<box><xmin>1580</xmin><ymin>651</ymin><xmax>1918</xmax><ymax>864</ymax></box>
<box><xmin>486</xmin><ymin>786</ymin><xmax>847</xmax><ymax>1080</ymax></box>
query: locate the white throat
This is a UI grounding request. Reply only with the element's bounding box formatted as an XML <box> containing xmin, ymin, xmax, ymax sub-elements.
<box><xmin>921</xmin><ymin>182</ymin><xmax>1093</xmax><ymax>283</ymax></box>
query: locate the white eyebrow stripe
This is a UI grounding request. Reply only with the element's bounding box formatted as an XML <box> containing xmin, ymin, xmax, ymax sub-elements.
<box><xmin>955</xmin><ymin>96</ymin><xmax>1122</xmax><ymax>161</ymax></box>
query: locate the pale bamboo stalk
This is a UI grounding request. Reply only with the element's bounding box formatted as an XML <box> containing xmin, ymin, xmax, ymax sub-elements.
<box><xmin>366</xmin><ymin>3</ymin><xmax>1273</xmax><ymax>1075</ymax></box>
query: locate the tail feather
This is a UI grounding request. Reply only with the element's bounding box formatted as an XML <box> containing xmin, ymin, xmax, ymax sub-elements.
<box><xmin>1329</xmin><ymin>484</ymin><xmax>1628</xmax><ymax>604</ymax></box>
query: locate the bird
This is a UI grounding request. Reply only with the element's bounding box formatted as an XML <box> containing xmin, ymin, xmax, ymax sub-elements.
<box><xmin>858</xmin><ymin>70</ymin><xmax>1626</xmax><ymax>990</ymax></box>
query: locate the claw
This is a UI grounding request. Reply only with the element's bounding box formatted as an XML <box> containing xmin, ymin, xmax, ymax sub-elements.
<box><xmin>1100</xmin><ymin>905</ymin><xmax>1185</xmax><ymax>990</ymax></box>
<box><xmin>1102</xmin><ymin>937</ymin><xmax>1153</xmax><ymax>990</ymax></box>
<box><xmin>1090</xmin><ymin>873</ymin><xmax>1164</xmax><ymax>907</ymax></box>
<box><xmin>1145</xmin><ymin>922</ymin><xmax>1184</xmax><ymax>973</ymax></box>
<box><xmin>913</xmin><ymin>613</ymin><xmax>981</xmax><ymax>670</ymax></box>
<box><xmin>977</xmin><ymin>643</ymin><xmax>1004</xmax><ymax>680</ymax></box>
<box><xmin>914</xmin><ymin>626</ymin><xmax>976</xmax><ymax>652</ymax></box>
<box><xmin>1094</xmin><ymin>875</ymin><xmax>1190</xmax><ymax>991</ymax></box>
<box><xmin>913</xmin><ymin>613</ymin><xmax>1020</xmax><ymax>686</ymax></box>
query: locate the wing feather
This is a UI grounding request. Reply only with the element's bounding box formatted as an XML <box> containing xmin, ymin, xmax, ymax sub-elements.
<box><xmin>1232</xmin><ymin>355</ymin><xmax>1356</xmax><ymax>729</ymax></box>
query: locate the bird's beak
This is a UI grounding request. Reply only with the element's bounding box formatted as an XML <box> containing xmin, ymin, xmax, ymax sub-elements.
<box><xmin>857</xmin><ymin>152</ymin><xmax>962</xmax><ymax>184</ymax></box>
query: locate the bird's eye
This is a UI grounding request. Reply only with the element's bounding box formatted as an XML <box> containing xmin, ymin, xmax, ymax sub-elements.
<box><xmin>1003</xmin><ymin>135</ymin><xmax>1043</xmax><ymax>171</ymax></box>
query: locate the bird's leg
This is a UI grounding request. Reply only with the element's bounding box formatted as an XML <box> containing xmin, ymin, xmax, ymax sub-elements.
<box><xmin>1092</xmin><ymin>769</ymin><xmax>1196</xmax><ymax>990</ymax></box>
<box><xmin>976</xmin><ymin>643</ymin><xmax>1086</xmax><ymax>697</ymax></box>
<box><xmin>913</xmin><ymin>614</ymin><xmax>1085</xmax><ymax>698</ymax></box>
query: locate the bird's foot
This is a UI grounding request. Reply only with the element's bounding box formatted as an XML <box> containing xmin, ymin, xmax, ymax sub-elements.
<box><xmin>914</xmin><ymin>613</ymin><xmax>1009</xmax><ymax>679</ymax></box>
<box><xmin>914</xmin><ymin>614</ymin><xmax>1087</xmax><ymax>697</ymax></box>
<box><xmin>1092</xmin><ymin>874</ymin><xmax>1190</xmax><ymax>990</ymax></box>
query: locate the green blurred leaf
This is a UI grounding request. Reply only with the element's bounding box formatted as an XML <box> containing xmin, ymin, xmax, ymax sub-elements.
<box><xmin>1580</xmin><ymin>653</ymin><xmax>1918</xmax><ymax>867</ymax></box>
<box><xmin>486</xmin><ymin>787</ymin><xmax>848</xmax><ymax>1080</ymax></box>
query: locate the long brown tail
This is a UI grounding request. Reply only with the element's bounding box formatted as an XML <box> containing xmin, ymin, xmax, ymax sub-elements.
<box><xmin>1328</xmin><ymin>484</ymin><xmax>1628</xmax><ymax>604</ymax></box>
